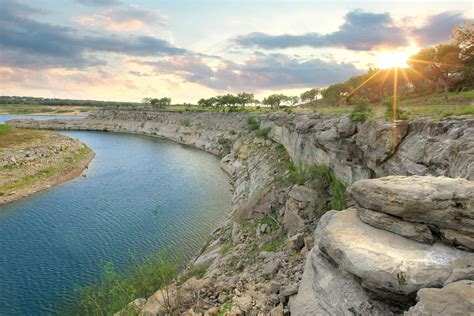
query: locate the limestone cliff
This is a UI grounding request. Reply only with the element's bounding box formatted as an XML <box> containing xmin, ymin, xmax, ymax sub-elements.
<box><xmin>8</xmin><ymin>109</ymin><xmax>474</xmax><ymax>315</ymax></box>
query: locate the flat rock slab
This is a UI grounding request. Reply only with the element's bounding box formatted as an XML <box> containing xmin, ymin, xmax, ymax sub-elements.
<box><xmin>405</xmin><ymin>280</ymin><xmax>474</xmax><ymax>315</ymax></box>
<box><xmin>318</xmin><ymin>210</ymin><xmax>474</xmax><ymax>297</ymax></box>
<box><xmin>348</xmin><ymin>176</ymin><xmax>474</xmax><ymax>234</ymax></box>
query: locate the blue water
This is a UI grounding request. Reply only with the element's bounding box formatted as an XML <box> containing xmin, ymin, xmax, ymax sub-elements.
<box><xmin>0</xmin><ymin>118</ymin><xmax>232</xmax><ymax>315</ymax></box>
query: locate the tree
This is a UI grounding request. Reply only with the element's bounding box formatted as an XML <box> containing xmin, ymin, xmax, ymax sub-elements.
<box><xmin>262</xmin><ymin>94</ymin><xmax>288</xmax><ymax>109</ymax></box>
<box><xmin>288</xmin><ymin>96</ymin><xmax>299</xmax><ymax>106</ymax></box>
<box><xmin>300</xmin><ymin>88</ymin><xmax>319</xmax><ymax>103</ymax></box>
<box><xmin>148</xmin><ymin>97</ymin><xmax>171</xmax><ymax>108</ymax></box>
<box><xmin>321</xmin><ymin>83</ymin><xmax>348</xmax><ymax>106</ymax></box>
<box><xmin>408</xmin><ymin>44</ymin><xmax>462</xmax><ymax>99</ymax></box>
<box><xmin>451</xmin><ymin>22</ymin><xmax>474</xmax><ymax>89</ymax></box>
<box><xmin>236</xmin><ymin>92</ymin><xmax>255</xmax><ymax>107</ymax></box>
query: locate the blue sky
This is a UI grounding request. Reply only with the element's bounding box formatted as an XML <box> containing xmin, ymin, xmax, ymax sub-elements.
<box><xmin>0</xmin><ymin>0</ymin><xmax>472</xmax><ymax>102</ymax></box>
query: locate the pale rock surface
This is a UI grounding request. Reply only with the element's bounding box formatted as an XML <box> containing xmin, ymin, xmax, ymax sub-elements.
<box><xmin>405</xmin><ymin>280</ymin><xmax>474</xmax><ymax>315</ymax></box>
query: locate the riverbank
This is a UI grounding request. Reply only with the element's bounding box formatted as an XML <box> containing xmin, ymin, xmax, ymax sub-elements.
<box><xmin>8</xmin><ymin>110</ymin><xmax>474</xmax><ymax>314</ymax></box>
<box><xmin>0</xmin><ymin>125</ymin><xmax>94</xmax><ymax>204</ymax></box>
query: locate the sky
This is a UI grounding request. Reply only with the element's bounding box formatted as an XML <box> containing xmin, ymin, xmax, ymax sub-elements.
<box><xmin>0</xmin><ymin>0</ymin><xmax>472</xmax><ymax>103</ymax></box>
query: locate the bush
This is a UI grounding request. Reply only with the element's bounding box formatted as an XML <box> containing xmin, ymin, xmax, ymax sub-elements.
<box><xmin>247</xmin><ymin>116</ymin><xmax>260</xmax><ymax>130</ymax></box>
<box><xmin>178</xmin><ymin>263</ymin><xmax>209</xmax><ymax>285</ymax></box>
<box><xmin>350</xmin><ymin>99</ymin><xmax>372</xmax><ymax>122</ymax></box>
<box><xmin>255</xmin><ymin>127</ymin><xmax>270</xmax><ymax>139</ymax></box>
<box><xmin>71</xmin><ymin>254</ymin><xmax>177</xmax><ymax>315</ymax></box>
<box><xmin>383</xmin><ymin>98</ymin><xmax>409</xmax><ymax>121</ymax></box>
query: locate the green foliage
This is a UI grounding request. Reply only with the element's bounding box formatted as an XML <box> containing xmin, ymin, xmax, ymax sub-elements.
<box><xmin>0</xmin><ymin>124</ymin><xmax>11</xmax><ymax>135</ymax></box>
<box><xmin>218</xmin><ymin>302</ymin><xmax>232</xmax><ymax>316</ymax></box>
<box><xmin>350</xmin><ymin>99</ymin><xmax>373</xmax><ymax>122</ymax></box>
<box><xmin>260</xmin><ymin>229</ymin><xmax>286</xmax><ymax>252</ymax></box>
<box><xmin>219</xmin><ymin>243</ymin><xmax>234</xmax><ymax>256</ymax></box>
<box><xmin>229</xmin><ymin>129</ymin><xmax>237</xmax><ymax>135</ymax></box>
<box><xmin>72</xmin><ymin>254</ymin><xmax>177</xmax><ymax>315</ymax></box>
<box><xmin>383</xmin><ymin>98</ymin><xmax>409</xmax><ymax>121</ymax></box>
<box><xmin>255</xmin><ymin>127</ymin><xmax>270</xmax><ymax>139</ymax></box>
<box><xmin>180</xmin><ymin>119</ymin><xmax>191</xmax><ymax>127</ymax></box>
<box><xmin>178</xmin><ymin>263</ymin><xmax>209</xmax><ymax>285</ymax></box>
<box><xmin>247</xmin><ymin>116</ymin><xmax>260</xmax><ymax>130</ymax></box>
<box><xmin>284</xmin><ymin>108</ymin><xmax>293</xmax><ymax>114</ymax></box>
<box><xmin>218</xmin><ymin>137</ymin><xmax>231</xmax><ymax>151</ymax></box>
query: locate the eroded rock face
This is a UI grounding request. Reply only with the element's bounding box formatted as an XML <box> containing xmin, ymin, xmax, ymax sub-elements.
<box><xmin>318</xmin><ymin>210</ymin><xmax>474</xmax><ymax>299</ymax></box>
<box><xmin>405</xmin><ymin>280</ymin><xmax>474</xmax><ymax>315</ymax></box>
<box><xmin>349</xmin><ymin>175</ymin><xmax>474</xmax><ymax>250</ymax></box>
<box><xmin>357</xmin><ymin>207</ymin><xmax>434</xmax><ymax>244</ymax></box>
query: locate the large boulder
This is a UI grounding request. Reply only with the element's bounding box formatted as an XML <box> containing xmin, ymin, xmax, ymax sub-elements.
<box><xmin>290</xmin><ymin>211</ymin><xmax>394</xmax><ymax>315</ymax></box>
<box><xmin>405</xmin><ymin>280</ymin><xmax>474</xmax><ymax>315</ymax></box>
<box><xmin>317</xmin><ymin>210</ymin><xmax>474</xmax><ymax>299</ymax></box>
<box><xmin>348</xmin><ymin>176</ymin><xmax>474</xmax><ymax>250</ymax></box>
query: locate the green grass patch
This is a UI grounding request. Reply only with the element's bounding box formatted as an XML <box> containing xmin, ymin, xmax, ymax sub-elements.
<box><xmin>255</xmin><ymin>127</ymin><xmax>270</xmax><ymax>139</ymax></box>
<box><xmin>178</xmin><ymin>263</ymin><xmax>209</xmax><ymax>285</ymax></box>
<box><xmin>260</xmin><ymin>229</ymin><xmax>286</xmax><ymax>253</ymax></box>
<box><xmin>247</xmin><ymin>116</ymin><xmax>260</xmax><ymax>130</ymax></box>
<box><xmin>69</xmin><ymin>254</ymin><xmax>177</xmax><ymax>315</ymax></box>
<box><xmin>219</xmin><ymin>243</ymin><xmax>234</xmax><ymax>256</ymax></box>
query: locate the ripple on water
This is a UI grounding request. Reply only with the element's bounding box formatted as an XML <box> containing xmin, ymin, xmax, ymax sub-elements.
<box><xmin>0</xmin><ymin>130</ymin><xmax>232</xmax><ymax>315</ymax></box>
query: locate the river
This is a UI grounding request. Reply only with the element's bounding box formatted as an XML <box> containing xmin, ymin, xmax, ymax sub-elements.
<box><xmin>0</xmin><ymin>115</ymin><xmax>232</xmax><ymax>315</ymax></box>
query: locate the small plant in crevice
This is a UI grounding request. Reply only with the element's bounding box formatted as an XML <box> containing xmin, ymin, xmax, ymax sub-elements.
<box><xmin>181</xmin><ymin>118</ymin><xmax>191</xmax><ymax>127</ymax></box>
<box><xmin>178</xmin><ymin>262</ymin><xmax>210</xmax><ymax>285</ymax></box>
<box><xmin>247</xmin><ymin>116</ymin><xmax>260</xmax><ymax>131</ymax></box>
<box><xmin>255</xmin><ymin>127</ymin><xmax>270</xmax><ymax>139</ymax></box>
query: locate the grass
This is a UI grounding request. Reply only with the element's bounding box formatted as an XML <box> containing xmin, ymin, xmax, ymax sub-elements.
<box><xmin>260</xmin><ymin>229</ymin><xmax>286</xmax><ymax>252</ymax></box>
<box><xmin>0</xmin><ymin>145</ymin><xmax>91</xmax><ymax>195</ymax></box>
<box><xmin>303</xmin><ymin>90</ymin><xmax>473</xmax><ymax>119</ymax></box>
<box><xmin>0</xmin><ymin>104</ymin><xmax>97</xmax><ymax>115</ymax></box>
<box><xmin>247</xmin><ymin>116</ymin><xmax>260</xmax><ymax>130</ymax></box>
<box><xmin>178</xmin><ymin>263</ymin><xmax>209</xmax><ymax>285</ymax></box>
<box><xmin>69</xmin><ymin>254</ymin><xmax>178</xmax><ymax>315</ymax></box>
<box><xmin>0</xmin><ymin>124</ymin><xmax>46</xmax><ymax>148</ymax></box>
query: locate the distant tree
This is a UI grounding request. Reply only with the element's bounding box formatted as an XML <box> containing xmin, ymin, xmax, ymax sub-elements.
<box><xmin>288</xmin><ymin>96</ymin><xmax>299</xmax><ymax>106</ymax></box>
<box><xmin>262</xmin><ymin>94</ymin><xmax>288</xmax><ymax>109</ymax></box>
<box><xmin>236</xmin><ymin>92</ymin><xmax>255</xmax><ymax>107</ymax></box>
<box><xmin>451</xmin><ymin>22</ymin><xmax>474</xmax><ymax>89</ymax></box>
<box><xmin>408</xmin><ymin>44</ymin><xmax>463</xmax><ymax>99</ymax></box>
<box><xmin>321</xmin><ymin>83</ymin><xmax>348</xmax><ymax>106</ymax></box>
<box><xmin>149</xmin><ymin>97</ymin><xmax>172</xmax><ymax>108</ymax></box>
<box><xmin>300</xmin><ymin>88</ymin><xmax>319</xmax><ymax>103</ymax></box>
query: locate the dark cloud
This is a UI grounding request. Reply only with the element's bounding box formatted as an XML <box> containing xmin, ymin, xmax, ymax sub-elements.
<box><xmin>234</xmin><ymin>10</ymin><xmax>408</xmax><ymax>51</ymax></box>
<box><xmin>0</xmin><ymin>0</ymin><xmax>186</xmax><ymax>69</ymax></box>
<box><xmin>75</xmin><ymin>0</ymin><xmax>120</xmax><ymax>7</ymax></box>
<box><xmin>136</xmin><ymin>53</ymin><xmax>363</xmax><ymax>91</ymax></box>
<box><xmin>411</xmin><ymin>12</ymin><xmax>471</xmax><ymax>46</ymax></box>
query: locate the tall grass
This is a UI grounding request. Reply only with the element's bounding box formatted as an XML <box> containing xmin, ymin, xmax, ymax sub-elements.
<box><xmin>69</xmin><ymin>253</ymin><xmax>178</xmax><ymax>315</ymax></box>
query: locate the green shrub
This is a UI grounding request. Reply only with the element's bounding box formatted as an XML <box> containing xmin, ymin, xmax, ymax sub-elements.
<box><xmin>383</xmin><ymin>98</ymin><xmax>409</xmax><ymax>121</ymax></box>
<box><xmin>247</xmin><ymin>116</ymin><xmax>260</xmax><ymax>130</ymax></box>
<box><xmin>284</xmin><ymin>108</ymin><xmax>293</xmax><ymax>114</ymax></box>
<box><xmin>178</xmin><ymin>263</ymin><xmax>209</xmax><ymax>285</ymax></box>
<box><xmin>229</xmin><ymin>129</ymin><xmax>237</xmax><ymax>135</ymax></box>
<box><xmin>72</xmin><ymin>254</ymin><xmax>177</xmax><ymax>315</ymax></box>
<box><xmin>255</xmin><ymin>127</ymin><xmax>270</xmax><ymax>139</ymax></box>
<box><xmin>181</xmin><ymin>119</ymin><xmax>191</xmax><ymax>127</ymax></box>
<box><xmin>350</xmin><ymin>99</ymin><xmax>373</xmax><ymax>122</ymax></box>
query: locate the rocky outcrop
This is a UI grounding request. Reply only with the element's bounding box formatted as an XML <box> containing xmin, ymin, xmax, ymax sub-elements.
<box><xmin>349</xmin><ymin>176</ymin><xmax>474</xmax><ymax>251</ymax></box>
<box><xmin>261</xmin><ymin>113</ymin><xmax>473</xmax><ymax>184</ymax></box>
<box><xmin>293</xmin><ymin>176</ymin><xmax>474</xmax><ymax>315</ymax></box>
<box><xmin>405</xmin><ymin>280</ymin><xmax>474</xmax><ymax>315</ymax></box>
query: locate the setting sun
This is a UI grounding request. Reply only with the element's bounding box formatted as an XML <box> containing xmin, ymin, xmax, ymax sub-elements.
<box><xmin>378</xmin><ymin>51</ymin><xmax>410</xmax><ymax>69</ymax></box>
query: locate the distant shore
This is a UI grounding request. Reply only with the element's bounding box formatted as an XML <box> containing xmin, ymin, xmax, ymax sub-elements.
<box><xmin>0</xmin><ymin>127</ymin><xmax>94</xmax><ymax>205</ymax></box>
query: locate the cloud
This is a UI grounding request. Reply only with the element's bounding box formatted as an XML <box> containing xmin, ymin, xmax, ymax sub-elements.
<box><xmin>135</xmin><ymin>53</ymin><xmax>363</xmax><ymax>91</ymax></box>
<box><xmin>234</xmin><ymin>10</ymin><xmax>408</xmax><ymax>51</ymax></box>
<box><xmin>77</xmin><ymin>4</ymin><xmax>166</xmax><ymax>31</ymax></box>
<box><xmin>75</xmin><ymin>0</ymin><xmax>120</xmax><ymax>7</ymax></box>
<box><xmin>0</xmin><ymin>1</ymin><xmax>186</xmax><ymax>69</ymax></box>
<box><xmin>411</xmin><ymin>11</ymin><xmax>471</xmax><ymax>46</ymax></box>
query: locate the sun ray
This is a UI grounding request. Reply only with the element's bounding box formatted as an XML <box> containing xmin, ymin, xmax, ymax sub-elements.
<box><xmin>346</xmin><ymin>69</ymin><xmax>383</xmax><ymax>99</ymax></box>
<box><xmin>399</xmin><ymin>67</ymin><xmax>410</xmax><ymax>85</ymax></box>
<box><xmin>407</xmin><ymin>67</ymin><xmax>429</xmax><ymax>81</ymax></box>
<box><xmin>407</xmin><ymin>58</ymin><xmax>462</xmax><ymax>68</ymax></box>
<box><xmin>379</xmin><ymin>68</ymin><xmax>392</xmax><ymax>88</ymax></box>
